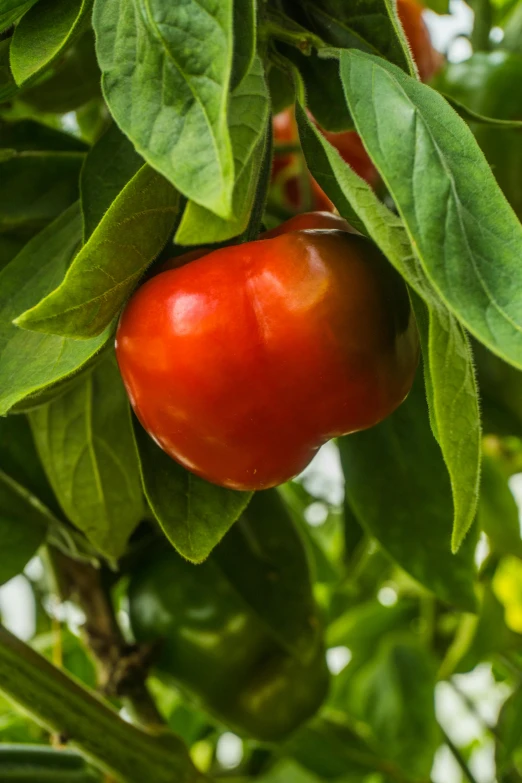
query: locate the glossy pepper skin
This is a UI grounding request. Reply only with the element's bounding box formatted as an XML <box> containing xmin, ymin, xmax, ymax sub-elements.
<box><xmin>116</xmin><ymin>217</ymin><xmax>418</xmax><ymax>490</ymax></box>
<box><xmin>433</xmin><ymin>52</ymin><xmax>522</xmax><ymax>220</ymax></box>
<box><xmin>128</xmin><ymin>495</ymin><xmax>329</xmax><ymax>741</ymax></box>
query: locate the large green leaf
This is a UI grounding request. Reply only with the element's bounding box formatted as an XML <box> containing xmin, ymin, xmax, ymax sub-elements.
<box><xmin>29</xmin><ymin>355</ymin><xmax>143</xmax><ymax>560</ymax></box>
<box><xmin>214</xmin><ymin>490</ymin><xmax>320</xmax><ymax>663</ymax></box>
<box><xmin>340</xmin><ymin>49</ymin><xmax>522</xmax><ymax>371</ymax></box>
<box><xmin>133</xmin><ymin>417</ymin><xmax>251</xmax><ymax>564</ymax></box>
<box><xmin>175</xmin><ymin>55</ymin><xmax>269</xmax><ymax>244</ymax></box>
<box><xmin>0</xmin><ymin>204</ymin><xmax>110</xmax><ymax>415</ymax></box>
<box><xmin>338</xmin><ymin>374</ymin><xmax>477</xmax><ymax>612</ymax></box>
<box><xmin>93</xmin><ymin>0</ymin><xmax>235</xmax><ymax>219</ymax></box>
<box><xmin>295</xmin><ymin>103</ymin><xmax>481</xmax><ymax>553</ymax></box>
<box><xmin>344</xmin><ymin>634</ymin><xmax>439</xmax><ymax>779</ymax></box>
<box><xmin>15</xmin><ymin>166</ymin><xmax>180</xmax><ymax>338</ymax></box>
<box><xmin>10</xmin><ymin>0</ymin><xmax>92</xmax><ymax>86</ymax></box>
<box><xmin>80</xmin><ymin>123</ymin><xmax>142</xmax><ymax>241</ymax></box>
<box><xmin>0</xmin><ymin>0</ymin><xmax>39</xmax><ymax>33</ymax></box>
<box><xmin>0</xmin><ymin>151</ymin><xmax>83</xmax><ymax>237</ymax></box>
<box><xmin>433</xmin><ymin>52</ymin><xmax>522</xmax><ymax>221</ymax></box>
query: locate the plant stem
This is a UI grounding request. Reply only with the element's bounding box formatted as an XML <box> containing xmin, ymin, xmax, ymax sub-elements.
<box><xmin>0</xmin><ymin>625</ymin><xmax>209</xmax><ymax>783</ymax></box>
<box><xmin>48</xmin><ymin>549</ymin><xmax>165</xmax><ymax>730</ymax></box>
<box><xmin>439</xmin><ymin>724</ymin><xmax>480</xmax><ymax>783</ymax></box>
<box><xmin>471</xmin><ymin>0</ymin><xmax>492</xmax><ymax>51</ymax></box>
<box><xmin>449</xmin><ymin>679</ymin><xmax>499</xmax><ymax>739</ymax></box>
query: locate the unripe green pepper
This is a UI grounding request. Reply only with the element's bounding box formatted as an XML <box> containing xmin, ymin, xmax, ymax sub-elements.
<box><xmin>434</xmin><ymin>52</ymin><xmax>522</xmax><ymax>218</ymax></box>
<box><xmin>128</xmin><ymin>491</ymin><xmax>329</xmax><ymax>741</ymax></box>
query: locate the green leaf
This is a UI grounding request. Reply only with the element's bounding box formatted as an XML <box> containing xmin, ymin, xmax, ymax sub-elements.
<box><xmin>479</xmin><ymin>454</ymin><xmax>522</xmax><ymax>558</ymax></box>
<box><xmin>175</xmin><ymin>54</ymin><xmax>269</xmax><ymax>244</ymax></box>
<box><xmin>132</xmin><ymin>417</ymin><xmax>251</xmax><ymax>563</ymax></box>
<box><xmin>29</xmin><ymin>354</ymin><xmax>143</xmax><ymax>560</ymax></box>
<box><xmin>232</xmin><ymin>0</ymin><xmax>255</xmax><ymax>90</ymax></box>
<box><xmin>284</xmin><ymin>715</ymin><xmax>383</xmax><ymax>780</ymax></box>
<box><xmin>15</xmin><ymin>165</ymin><xmax>180</xmax><ymax>339</ymax></box>
<box><xmin>10</xmin><ymin>0</ymin><xmax>92</xmax><ymax>86</ymax></box>
<box><xmin>0</xmin><ymin>471</ymin><xmax>50</xmax><ymax>586</ymax></box>
<box><xmin>0</xmin><ymin>151</ymin><xmax>83</xmax><ymax>237</ymax></box>
<box><xmin>454</xmin><ymin>586</ymin><xmax>521</xmax><ymax>674</ymax></box>
<box><xmin>346</xmin><ymin>634</ymin><xmax>438</xmax><ymax>779</ymax></box>
<box><xmin>76</xmin><ymin>99</ymin><xmax>111</xmax><ymax>146</ymax></box>
<box><xmin>433</xmin><ymin>52</ymin><xmax>522</xmax><ymax>222</ymax></box>
<box><xmin>298</xmin><ymin>0</ymin><xmax>415</xmax><ymax>76</ymax></box>
<box><xmin>338</xmin><ymin>374</ymin><xmax>478</xmax><ymax>612</ymax></box>
<box><xmin>280</xmin><ymin>47</ymin><xmax>353</xmax><ymax>132</ymax></box>
<box><xmin>475</xmin><ymin>340</ymin><xmax>522</xmax><ymax>438</ymax></box>
<box><xmin>340</xmin><ymin>49</ymin><xmax>522</xmax><ymax>370</ymax></box>
<box><xmin>0</xmin><ymin>234</ymin><xmax>26</xmax><ymax>271</ymax></box>
<box><xmin>80</xmin><ymin>123</ymin><xmax>142</xmax><ymax>241</ymax></box>
<box><xmin>328</xmin><ymin>600</ymin><xmax>417</xmax><ymax>657</ymax></box>
<box><xmin>267</xmin><ymin>63</ymin><xmax>294</xmax><ymax>115</ymax></box>
<box><xmin>214</xmin><ymin>490</ymin><xmax>320</xmax><ymax>663</ymax></box>
<box><xmin>295</xmin><ymin>104</ymin><xmax>481</xmax><ymax>554</ymax></box>
<box><xmin>0</xmin><ymin>0</ymin><xmax>39</xmax><ymax>33</ymax></box>
<box><xmin>0</xmin><ymin>413</ymin><xmax>60</xmax><ymax>517</ymax></box>
<box><xmin>423</xmin><ymin>0</ymin><xmax>449</xmax><ymax>12</ymax></box>
<box><xmin>0</xmin><ymin>204</ymin><xmax>110</xmax><ymax>415</ymax></box>
<box><xmin>18</xmin><ymin>30</ymin><xmax>101</xmax><ymax>114</ymax></box>
<box><xmin>0</xmin><ymin>118</ymin><xmax>88</xmax><ymax>152</ymax></box>
<box><xmin>443</xmin><ymin>92</ymin><xmax>522</xmax><ymax>129</ymax></box>
<box><xmin>0</xmin><ymin>414</ymin><xmax>60</xmax><ymax>587</ymax></box>
<box><xmin>258</xmin><ymin>760</ymin><xmax>321</xmax><ymax>783</ymax></box>
<box><xmin>279</xmin><ymin>483</ymin><xmax>341</xmax><ymax>584</ymax></box>
<box><xmin>411</xmin><ymin>295</ymin><xmax>481</xmax><ymax>552</ymax></box>
<box><xmin>93</xmin><ymin>0</ymin><xmax>235</xmax><ymax>219</ymax></box>
<box><xmin>0</xmin><ymin>40</ymin><xmax>18</xmax><ymax>104</ymax></box>
<box><xmin>496</xmin><ymin>687</ymin><xmax>522</xmax><ymax>774</ymax></box>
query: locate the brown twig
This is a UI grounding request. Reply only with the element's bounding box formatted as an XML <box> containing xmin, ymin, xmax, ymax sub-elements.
<box><xmin>47</xmin><ymin>548</ymin><xmax>165</xmax><ymax>730</ymax></box>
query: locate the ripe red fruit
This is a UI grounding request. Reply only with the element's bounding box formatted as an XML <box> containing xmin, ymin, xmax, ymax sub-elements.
<box><xmin>116</xmin><ymin>215</ymin><xmax>419</xmax><ymax>490</ymax></box>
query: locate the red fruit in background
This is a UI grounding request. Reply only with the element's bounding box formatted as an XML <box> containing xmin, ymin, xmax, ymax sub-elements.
<box><xmin>270</xmin><ymin>0</ymin><xmax>441</xmax><ymax>212</ymax></box>
<box><xmin>398</xmin><ymin>0</ymin><xmax>443</xmax><ymax>82</ymax></box>
<box><xmin>116</xmin><ymin>214</ymin><xmax>419</xmax><ymax>491</ymax></box>
<box><xmin>271</xmin><ymin>109</ymin><xmax>378</xmax><ymax>212</ymax></box>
